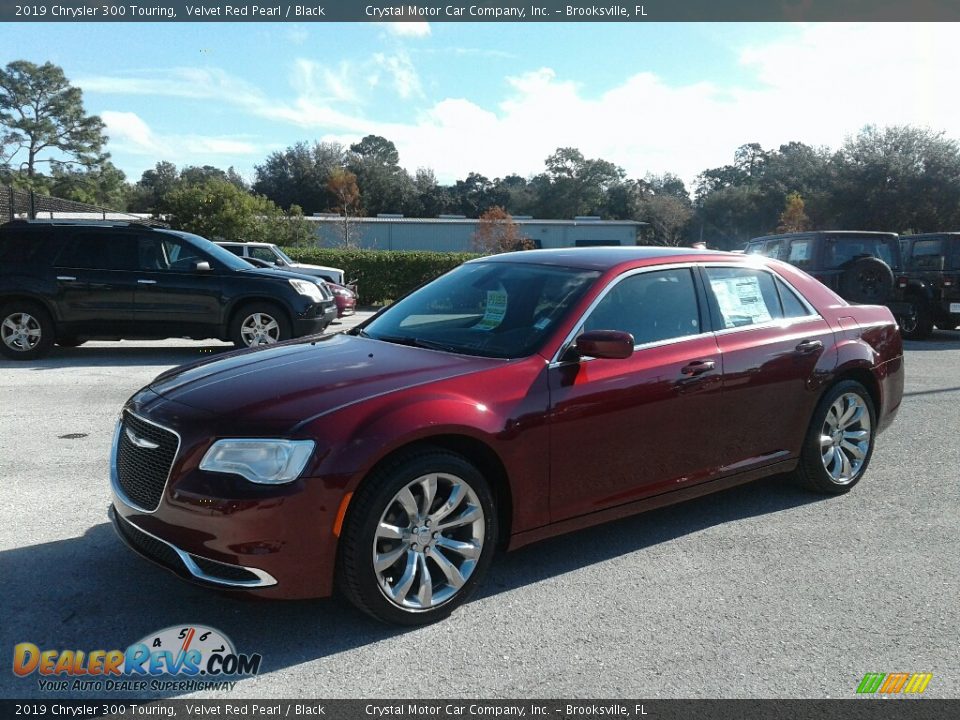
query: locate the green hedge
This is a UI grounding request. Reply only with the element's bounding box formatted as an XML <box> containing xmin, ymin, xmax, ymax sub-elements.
<box><xmin>282</xmin><ymin>248</ymin><xmax>481</xmax><ymax>305</ymax></box>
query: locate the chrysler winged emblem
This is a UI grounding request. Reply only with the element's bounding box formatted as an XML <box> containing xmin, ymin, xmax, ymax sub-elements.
<box><xmin>125</xmin><ymin>427</ymin><xmax>159</xmax><ymax>449</ymax></box>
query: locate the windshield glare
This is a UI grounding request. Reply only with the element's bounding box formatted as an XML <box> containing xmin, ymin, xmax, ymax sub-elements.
<box><xmin>163</xmin><ymin>231</ymin><xmax>252</xmax><ymax>271</ymax></box>
<box><xmin>361</xmin><ymin>261</ymin><xmax>600</xmax><ymax>359</ymax></box>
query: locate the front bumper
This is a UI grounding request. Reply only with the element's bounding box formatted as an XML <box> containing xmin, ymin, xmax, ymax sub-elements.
<box><xmin>294</xmin><ymin>300</ymin><xmax>338</xmax><ymax>335</ymax></box>
<box><xmin>109</xmin><ymin>505</ymin><xmax>277</xmax><ymax>589</ymax></box>
<box><xmin>109</xmin><ymin>394</ymin><xmax>343</xmax><ymax>599</ymax></box>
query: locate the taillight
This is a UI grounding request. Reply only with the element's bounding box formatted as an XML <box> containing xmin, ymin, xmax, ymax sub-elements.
<box><xmin>896</xmin><ymin>276</ymin><xmax>908</xmax><ymax>289</ymax></box>
<box><xmin>945</xmin><ymin>278</ymin><xmax>954</xmax><ymax>287</ymax></box>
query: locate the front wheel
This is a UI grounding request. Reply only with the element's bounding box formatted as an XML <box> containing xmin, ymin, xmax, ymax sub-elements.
<box><xmin>229</xmin><ymin>302</ymin><xmax>291</xmax><ymax>349</ymax></box>
<box><xmin>794</xmin><ymin>380</ymin><xmax>877</xmax><ymax>494</ymax></box>
<box><xmin>337</xmin><ymin>449</ymin><xmax>498</xmax><ymax>625</ymax></box>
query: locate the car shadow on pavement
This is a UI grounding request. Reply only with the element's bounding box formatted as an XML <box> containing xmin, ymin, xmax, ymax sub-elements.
<box><xmin>0</xmin><ymin>473</ymin><xmax>821</xmax><ymax>699</ymax></box>
<box><xmin>902</xmin><ymin>328</ymin><xmax>960</xmax><ymax>351</ymax></box>
<box><xmin>0</xmin><ymin>344</ymin><xmax>237</xmax><ymax>370</ymax></box>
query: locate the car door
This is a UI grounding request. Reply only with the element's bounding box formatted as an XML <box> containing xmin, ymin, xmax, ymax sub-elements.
<box><xmin>51</xmin><ymin>230</ymin><xmax>138</xmax><ymax>333</ymax></box>
<box><xmin>132</xmin><ymin>234</ymin><xmax>223</xmax><ymax>335</ymax></box>
<box><xmin>701</xmin><ymin>265</ymin><xmax>835</xmax><ymax>470</ymax></box>
<box><xmin>547</xmin><ymin>266</ymin><xmax>724</xmax><ymax>522</ymax></box>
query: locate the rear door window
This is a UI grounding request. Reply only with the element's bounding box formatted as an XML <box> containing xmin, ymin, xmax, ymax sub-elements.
<box><xmin>705</xmin><ymin>267</ymin><xmax>783</xmax><ymax>329</ymax></box>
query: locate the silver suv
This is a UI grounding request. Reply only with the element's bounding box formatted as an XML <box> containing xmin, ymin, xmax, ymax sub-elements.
<box><xmin>217</xmin><ymin>241</ymin><xmax>345</xmax><ymax>284</ymax></box>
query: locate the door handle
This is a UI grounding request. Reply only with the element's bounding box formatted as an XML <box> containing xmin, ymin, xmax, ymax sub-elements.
<box><xmin>795</xmin><ymin>339</ymin><xmax>823</xmax><ymax>353</ymax></box>
<box><xmin>56</xmin><ymin>275</ymin><xmax>77</xmax><ymax>281</ymax></box>
<box><xmin>680</xmin><ymin>359</ymin><xmax>716</xmax><ymax>376</ymax></box>
<box><xmin>137</xmin><ymin>279</ymin><xmax>158</xmax><ymax>285</ymax></box>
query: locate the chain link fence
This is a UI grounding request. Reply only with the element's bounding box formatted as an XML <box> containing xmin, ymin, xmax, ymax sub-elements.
<box><xmin>1</xmin><ymin>185</ymin><xmax>167</xmax><ymax>226</ymax></box>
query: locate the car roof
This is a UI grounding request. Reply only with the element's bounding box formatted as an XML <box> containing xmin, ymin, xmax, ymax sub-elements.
<box><xmin>469</xmin><ymin>246</ymin><xmax>733</xmax><ymax>271</ymax></box>
<box><xmin>748</xmin><ymin>231</ymin><xmax>899</xmax><ymax>243</ymax></box>
<box><xmin>901</xmin><ymin>232</ymin><xmax>960</xmax><ymax>239</ymax></box>
<box><xmin>215</xmin><ymin>241</ymin><xmax>274</xmax><ymax>248</ymax></box>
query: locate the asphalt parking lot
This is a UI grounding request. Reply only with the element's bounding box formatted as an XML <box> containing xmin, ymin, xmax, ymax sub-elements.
<box><xmin>1</xmin><ymin>321</ymin><xmax>958</xmax><ymax>700</ymax></box>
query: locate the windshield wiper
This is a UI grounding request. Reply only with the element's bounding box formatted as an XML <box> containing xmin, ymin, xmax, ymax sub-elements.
<box><xmin>369</xmin><ymin>334</ymin><xmax>462</xmax><ymax>353</ymax></box>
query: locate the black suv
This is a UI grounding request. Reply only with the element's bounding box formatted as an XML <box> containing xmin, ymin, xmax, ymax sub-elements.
<box><xmin>743</xmin><ymin>231</ymin><xmax>910</xmax><ymax>318</ymax></box>
<box><xmin>0</xmin><ymin>220</ymin><xmax>338</xmax><ymax>360</ymax></box>
<box><xmin>898</xmin><ymin>233</ymin><xmax>960</xmax><ymax>339</ymax></box>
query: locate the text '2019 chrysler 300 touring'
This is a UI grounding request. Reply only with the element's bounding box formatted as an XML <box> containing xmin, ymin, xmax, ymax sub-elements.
<box><xmin>109</xmin><ymin>247</ymin><xmax>904</xmax><ymax>625</ymax></box>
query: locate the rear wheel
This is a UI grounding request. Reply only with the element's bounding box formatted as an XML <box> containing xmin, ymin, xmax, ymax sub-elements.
<box><xmin>794</xmin><ymin>380</ymin><xmax>876</xmax><ymax>494</ymax></box>
<box><xmin>229</xmin><ymin>302</ymin><xmax>291</xmax><ymax>349</ymax></box>
<box><xmin>0</xmin><ymin>301</ymin><xmax>55</xmax><ymax>360</ymax></box>
<box><xmin>337</xmin><ymin>449</ymin><xmax>498</xmax><ymax>625</ymax></box>
<box><xmin>899</xmin><ymin>299</ymin><xmax>933</xmax><ymax>340</ymax></box>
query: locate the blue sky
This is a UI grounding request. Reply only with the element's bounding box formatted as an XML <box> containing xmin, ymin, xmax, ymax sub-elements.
<box><xmin>2</xmin><ymin>22</ymin><xmax>958</xmax><ymax>189</ymax></box>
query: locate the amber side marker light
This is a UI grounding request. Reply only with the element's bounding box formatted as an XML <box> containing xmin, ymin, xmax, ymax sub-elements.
<box><xmin>333</xmin><ymin>492</ymin><xmax>354</xmax><ymax>537</ymax></box>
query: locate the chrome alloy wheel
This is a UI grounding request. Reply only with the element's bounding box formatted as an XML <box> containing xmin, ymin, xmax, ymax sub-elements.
<box><xmin>819</xmin><ymin>392</ymin><xmax>872</xmax><ymax>485</ymax></box>
<box><xmin>1</xmin><ymin>312</ymin><xmax>42</xmax><ymax>353</ymax></box>
<box><xmin>240</xmin><ymin>312</ymin><xmax>281</xmax><ymax>346</ymax></box>
<box><xmin>373</xmin><ymin>473</ymin><xmax>485</xmax><ymax>611</ymax></box>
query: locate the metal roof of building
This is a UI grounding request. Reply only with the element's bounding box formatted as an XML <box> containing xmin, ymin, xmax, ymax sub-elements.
<box><xmin>307</xmin><ymin>215</ymin><xmax>646</xmax><ymax>226</ymax></box>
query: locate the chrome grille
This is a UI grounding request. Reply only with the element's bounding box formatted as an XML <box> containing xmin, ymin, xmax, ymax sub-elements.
<box><xmin>115</xmin><ymin>412</ymin><xmax>179</xmax><ymax>511</ymax></box>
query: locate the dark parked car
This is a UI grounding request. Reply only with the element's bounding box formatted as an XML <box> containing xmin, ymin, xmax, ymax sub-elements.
<box><xmin>743</xmin><ymin>231</ymin><xmax>911</xmax><ymax>321</ymax></box>
<box><xmin>898</xmin><ymin>233</ymin><xmax>960</xmax><ymax>339</ymax></box>
<box><xmin>109</xmin><ymin>247</ymin><xmax>903</xmax><ymax>625</ymax></box>
<box><xmin>0</xmin><ymin>220</ymin><xmax>337</xmax><ymax>360</ymax></box>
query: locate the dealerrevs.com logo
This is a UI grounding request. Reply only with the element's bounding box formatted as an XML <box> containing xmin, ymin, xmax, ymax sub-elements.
<box><xmin>13</xmin><ymin>625</ymin><xmax>262</xmax><ymax>693</ymax></box>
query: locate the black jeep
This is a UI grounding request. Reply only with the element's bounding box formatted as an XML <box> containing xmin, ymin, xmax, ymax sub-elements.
<box><xmin>898</xmin><ymin>233</ymin><xmax>960</xmax><ymax>339</ymax></box>
<box><xmin>743</xmin><ymin>231</ymin><xmax>911</xmax><ymax>320</ymax></box>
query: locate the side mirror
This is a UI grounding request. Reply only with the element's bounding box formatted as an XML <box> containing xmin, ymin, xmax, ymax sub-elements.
<box><xmin>574</xmin><ymin>330</ymin><xmax>635</xmax><ymax>360</ymax></box>
<box><xmin>194</xmin><ymin>261</ymin><xmax>212</xmax><ymax>272</ymax></box>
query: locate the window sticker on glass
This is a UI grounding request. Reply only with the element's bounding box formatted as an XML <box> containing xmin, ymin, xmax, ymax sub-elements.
<box><xmin>711</xmin><ymin>276</ymin><xmax>772</xmax><ymax>328</ymax></box>
<box><xmin>476</xmin><ymin>290</ymin><xmax>508</xmax><ymax>330</ymax></box>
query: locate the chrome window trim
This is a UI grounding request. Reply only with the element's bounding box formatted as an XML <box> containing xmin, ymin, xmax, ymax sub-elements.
<box><xmin>108</xmin><ymin>506</ymin><xmax>277</xmax><ymax>588</ymax></box>
<box><xmin>549</xmin><ymin>262</ymin><xmax>708</xmax><ymax>366</ymax></box>
<box><xmin>549</xmin><ymin>261</ymin><xmax>823</xmax><ymax>366</ymax></box>
<box><xmin>110</xmin><ymin>410</ymin><xmax>182</xmax><ymax>515</ymax></box>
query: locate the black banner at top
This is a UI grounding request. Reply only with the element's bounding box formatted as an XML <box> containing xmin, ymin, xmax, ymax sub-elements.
<box><xmin>2</xmin><ymin>0</ymin><xmax>960</xmax><ymax>23</ymax></box>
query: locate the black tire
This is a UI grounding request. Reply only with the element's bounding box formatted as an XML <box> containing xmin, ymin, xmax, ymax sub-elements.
<box><xmin>0</xmin><ymin>300</ymin><xmax>55</xmax><ymax>360</ymax></box>
<box><xmin>55</xmin><ymin>337</ymin><xmax>86</xmax><ymax>348</ymax></box>
<box><xmin>337</xmin><ymin>448</ymin><xmax>498</xmax><ymax>625</ymax></box>
<box><xmin>794</xmin><ymin>380</ymin><xmax>877</xmax><ymax>494</ymax></box>
<box><xmin>838</xmin><ymin>257</ymin><xmax>895</xmax><ymax>304</ymax></box>
<box><xmin>229</xmin><ymin>302</ymin><xmax>291</xmax><ymax>349</ymax></box>
<box><xmin>899</xmin><ymin>299</ymin><xmax>934</xmax><ymax>340</ymax></box>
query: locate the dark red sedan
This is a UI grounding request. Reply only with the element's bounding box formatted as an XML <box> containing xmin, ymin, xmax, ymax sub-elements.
<box><xmin>109</xmin><ymin>248</ymin><xmax>903</xmax><ymax>625</ymax></box>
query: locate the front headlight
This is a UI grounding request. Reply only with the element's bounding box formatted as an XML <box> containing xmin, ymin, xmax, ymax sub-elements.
<box><xmin>289</xmin><ymin>278</ymin><xmax>323</xmax><ymax>302</ymax></box>
<box><xmin>199</xmin><ymin>439</ymin><xmax>315</xmax><ymax>485</ymax></box>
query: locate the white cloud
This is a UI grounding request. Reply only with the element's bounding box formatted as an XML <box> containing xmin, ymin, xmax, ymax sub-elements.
<box><xmin>372</xmin><ymin>52</ymin><xmax>423</xmax><ymax>99</ymax></box>
<box><xmin>384</xmin><ymin>22</ymin><xmax>431</xmax><ymax>38</ymax></box>
<box><xmin>102</xmin><ymin>111</ymin><xmax>258</xmax><ymax>161</ymax></box>
<box><xmin>92</xmin><ymin>24</ymin><xmax>960</xmax><ymax>189</ymax></box>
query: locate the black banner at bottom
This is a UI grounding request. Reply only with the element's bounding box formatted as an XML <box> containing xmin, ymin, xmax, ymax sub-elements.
<box><xmin>2</xmin><ymin>699</ymin><xmax>956</xmax><ymax>720</ymax></box>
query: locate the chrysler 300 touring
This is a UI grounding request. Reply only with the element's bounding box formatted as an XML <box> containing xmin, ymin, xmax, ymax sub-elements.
<box><xmin>108</xmin><ymin>247</ymin><xmax>904</xmax><ymax>624</ymax></box>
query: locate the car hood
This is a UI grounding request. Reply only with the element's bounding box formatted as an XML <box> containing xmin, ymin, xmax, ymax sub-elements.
<box><xmin>237</xmin><ymin>266</ymin><xmax>324</xmax><ymax>284</ymax></box>
<box><xmin>148</xmin><ymin>333</ymin><xmax>504</xmax><ymax>424</ymax></box>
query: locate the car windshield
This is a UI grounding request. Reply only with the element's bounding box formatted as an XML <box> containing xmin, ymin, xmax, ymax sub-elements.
<box><xmin>164</xmin><ymin>231</ymin><xmax>253</xmax><ymax>271</ymax></box>
<box><xmin>273</xmin><ymin>246</ymin><xmax>295</xmax><ymax>264</ymax></box>
<box><xmin>360</xmin><ymin>261</ymin><xmax>600</xmax><ymax>359</ymax></box>
<box><xmin>824</xmin><ymin>235</ymin><xmax>900</xmax><ymax>270</ymax></box>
